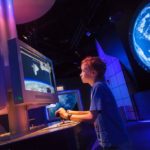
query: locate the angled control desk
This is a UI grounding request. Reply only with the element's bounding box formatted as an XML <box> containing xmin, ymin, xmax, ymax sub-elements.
<box><xmin>0</xmin><ymin>121</ymin><xmax>80</xmax><ymax>150</ymax></box>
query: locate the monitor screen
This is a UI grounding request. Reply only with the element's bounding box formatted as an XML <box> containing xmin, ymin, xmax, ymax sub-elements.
<box><xmin>8</xmin><ymin>38</ymin><xmax>58</xmax><ymax>106</ymax></box>
<box><xmin>46</xmin><ymin>89</ymin><xmax>83</xmax><ymax>121</ymax></box>
<box><xmin>20</xmin><ymin>46</ymin><xmax>55</xmax><ymax>94</ymax></box>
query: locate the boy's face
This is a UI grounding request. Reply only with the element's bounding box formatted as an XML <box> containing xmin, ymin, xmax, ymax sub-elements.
<box><xmin>80</xmin><ymin>63</ymin><xmax>95</xmax><ymax>84</ymax></box>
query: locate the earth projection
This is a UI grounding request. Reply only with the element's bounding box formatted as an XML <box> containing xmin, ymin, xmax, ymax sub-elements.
<box><xmin>132</xmin><ymin>2</ymin><xmax>150</xmax><ymax>71</ymax></box>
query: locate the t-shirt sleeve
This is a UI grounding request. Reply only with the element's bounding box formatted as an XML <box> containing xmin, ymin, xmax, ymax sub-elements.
<box><xmin>90</xmin><ymin>85</ymin><xmax>102</xmax><ymax>111</ymax></box>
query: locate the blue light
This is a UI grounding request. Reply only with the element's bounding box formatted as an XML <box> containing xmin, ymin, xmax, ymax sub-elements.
<box><xmin>130</xmin><ymin>2</ymin><xmax>150</xmax><ymax>72</ymax></box>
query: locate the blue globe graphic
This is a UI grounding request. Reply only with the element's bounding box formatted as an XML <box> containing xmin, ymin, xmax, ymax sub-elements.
<box><xmin>132</xmin><ymin>3</ymin><xmax>150</xmax><ymax>72</ymax></box>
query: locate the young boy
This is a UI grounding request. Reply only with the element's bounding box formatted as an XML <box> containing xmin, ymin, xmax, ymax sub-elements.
<box><xmin>55</xmin><ymin>56</ymin><xmax>130</xmax><ymax>150</ymax></box>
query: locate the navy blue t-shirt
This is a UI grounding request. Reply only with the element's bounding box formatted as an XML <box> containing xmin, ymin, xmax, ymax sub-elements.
<box><xmin>90</xmin><ymin>81</ymin><xmax>129</xmax><ymax>148</ymax></box>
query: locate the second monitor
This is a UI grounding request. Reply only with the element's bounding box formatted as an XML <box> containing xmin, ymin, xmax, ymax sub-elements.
<box><xmin>46</xmin><ymin>89</ymin><xmax>83</xmax><ymax>121</ymax></box>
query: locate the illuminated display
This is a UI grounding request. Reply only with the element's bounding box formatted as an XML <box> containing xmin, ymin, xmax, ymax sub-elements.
<box><xmin>21</xmin><ymin>47</ymin><xmax>55</xmax><ymax>94</ymax></box>
<box><xmin>47</xmin><ymin>91</ymin><xmax>77</xmax><ymax>117</ymax></box>
<box><xmin>46</xmin><ymin>90</ymin><xmax>83</xmax><ymax>120</ymax></box>
<box><xmin>130</xmin><ymin>2</ymin><xmax>150</xmax><ymax>72</ymax></box>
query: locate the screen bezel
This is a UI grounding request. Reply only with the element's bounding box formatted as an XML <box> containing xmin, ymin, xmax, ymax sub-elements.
<box><xmin>18</xmin><ymin>40</ymin><xmax>58</xmax><ymax>105</ymax></box>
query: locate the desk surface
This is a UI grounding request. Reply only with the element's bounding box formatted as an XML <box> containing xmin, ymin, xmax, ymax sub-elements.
<box><xmin>0</xmin><ymin>120</ymin><xmax>79</xmax><ymax>146</ymax></box>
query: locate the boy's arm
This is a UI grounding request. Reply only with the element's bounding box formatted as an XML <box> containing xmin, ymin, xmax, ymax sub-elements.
<box><xmin>67</xmin><ymin>110</ymin><xmax>89</xmax><ymax>115</ymax></box>
<box><xmin>55</xmin><ymin>108</ymin><xmax>98</xmax><ymax>122</ymax></box>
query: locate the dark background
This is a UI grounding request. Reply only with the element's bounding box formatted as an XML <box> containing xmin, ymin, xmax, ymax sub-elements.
<box><xmin>16</xmin><ymin>0</ymin><xmax>149</xmax><ymax>91</ymax></box>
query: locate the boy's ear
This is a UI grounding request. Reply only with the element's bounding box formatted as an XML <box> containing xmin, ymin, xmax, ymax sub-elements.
<box><xmin>91</xmin><ymin>70</ymin><xmax>96</xmax><ymax>75</ymax></box>
<box><xmin>92</xmin><ymin>71</ymin><xmax>95</xmax><ymax>74</ymax></box>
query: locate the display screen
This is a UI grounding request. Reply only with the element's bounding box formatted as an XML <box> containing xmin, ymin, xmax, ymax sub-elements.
<box><xmin>20</xmin><ymin>46</ymin><xmax>55</xmax><ymax>94</ymax></box>
<box><xmin>46</xmin><ymin>90</ymin><xmax>82</xmax><ymax>119</ymax></box>
<box><xmin>130</xmin><ymin>2</ymin><xmax>150</xmax><ymax>72</ymax></box>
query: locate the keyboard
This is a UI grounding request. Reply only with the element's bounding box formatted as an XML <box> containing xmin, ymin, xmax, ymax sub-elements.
<box><xmin>41</xmin><ymin>120</ymin><xmax>79</xmax><ymax>131</ymax></box>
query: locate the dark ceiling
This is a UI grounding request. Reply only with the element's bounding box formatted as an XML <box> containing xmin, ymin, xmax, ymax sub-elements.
<box><xmin>16</xmin><ymin>0</ymin><xmax>143</xmax><ymax>79</ymax></box>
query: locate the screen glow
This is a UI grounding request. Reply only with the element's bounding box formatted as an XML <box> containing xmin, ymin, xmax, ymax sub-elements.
<box><xmin>20</xmin><ymin>46</ymin><xmax>55</xmax><ymax>93</ymax></box>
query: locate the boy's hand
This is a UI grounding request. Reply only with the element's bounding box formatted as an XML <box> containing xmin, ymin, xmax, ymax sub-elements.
<box><xmin>55</xmin><ymin>108</ymin><xmax>68</xmax><ymax>119</ymax></box>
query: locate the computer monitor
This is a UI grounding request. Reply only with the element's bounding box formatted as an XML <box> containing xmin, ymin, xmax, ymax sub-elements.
<box><xmin>8</xmin><ymin>38</ymin><xmax>58</xmax><ymax>106</ymax></box>
<box><xmin>46</xmin><ymin>89</ymin><xmax>83</xmax><ymax>121</ymax></box>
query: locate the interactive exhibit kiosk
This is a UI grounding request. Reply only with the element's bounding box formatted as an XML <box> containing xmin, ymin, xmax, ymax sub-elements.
<box><xmin>0</xmin><ymin>39</ymin><xmax>81</xmax><ymax>149</ymax></box>
<box><xmin>0</xmin><ymin>1</ymin><xmax>80</xmax><ymax>148</ymax></box>
<box><xmin>0</xmin><ymin>0</ymin><xmax>61</xmax><ymax>136</ymax></box>
<box><xmin>0</xmin><ymin>39</ymin><xmax>58</xmax><ymax>135</ymax></box>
